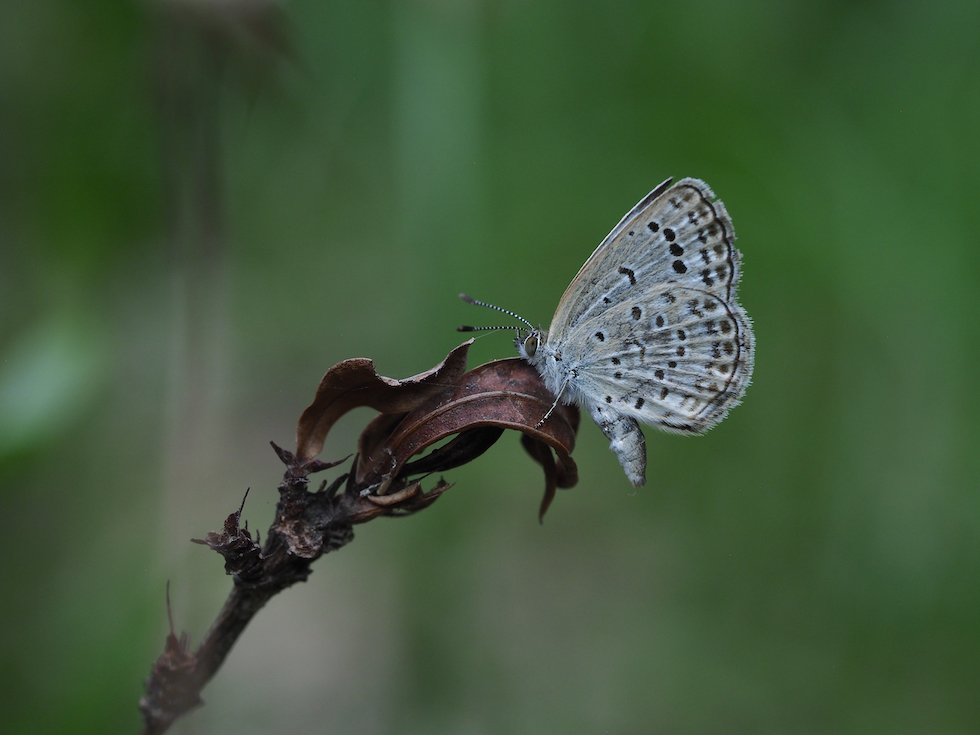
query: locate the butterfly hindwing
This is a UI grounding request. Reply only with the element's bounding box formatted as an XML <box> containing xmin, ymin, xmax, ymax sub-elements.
<box><xmin>568</xmin><ymin>285</ymin><xmax>752</xmax><ymax>434</ymax></box>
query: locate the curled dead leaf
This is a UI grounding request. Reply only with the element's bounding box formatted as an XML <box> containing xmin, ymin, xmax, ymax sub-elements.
<box><xmin>295</xmin><ymin>341</ymin><xmax>472</xmax><ymax>461</ymax></box>
<box><xmin>292</xmin><ymin>343</ymin><xmax>580</xmax><ymax>519</ymax></box>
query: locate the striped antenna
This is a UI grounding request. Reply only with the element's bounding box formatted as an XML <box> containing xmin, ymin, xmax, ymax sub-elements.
<box><xmin>457</xmin><ymin>325</ymin><xmax>529</xmax><ymax>333</ymax></box>
<box><xmin>457</xmin><ymin>293</ymin><xmax>534</xmax><ymax>333</ymax></box>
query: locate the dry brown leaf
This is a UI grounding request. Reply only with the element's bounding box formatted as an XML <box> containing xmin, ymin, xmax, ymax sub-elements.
<box><xmin>295</xmin><ymin>341</ymin><xmax>472</xmax><ymax>461</ymax></box>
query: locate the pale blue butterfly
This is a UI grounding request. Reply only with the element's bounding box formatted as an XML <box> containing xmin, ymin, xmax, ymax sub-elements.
<box><xmin>461</xmin><ymin>178</ymin><xmax>753</xmax><ymax>486</ymax></box>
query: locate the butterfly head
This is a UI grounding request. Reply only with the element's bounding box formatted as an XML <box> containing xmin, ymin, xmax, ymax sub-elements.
<box><xmin>515</xmin><ymin>327</ymin><xmax>547</xmax><ymax>365</ymax></box>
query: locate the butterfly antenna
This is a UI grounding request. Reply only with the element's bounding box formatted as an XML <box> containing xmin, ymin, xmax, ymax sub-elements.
<box><xmin>457</xmin><ymin>325</ymin><xmax>528</xmax><ymax>334</ymax></box>
<box><xmin>457</xmin><ymin>293</ymin><xmax>535</xmax><ymax>332</ymax></box>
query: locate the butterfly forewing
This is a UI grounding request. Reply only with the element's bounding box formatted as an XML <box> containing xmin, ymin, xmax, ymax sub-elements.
<box><xmin>548</xmin><ymin>178</ymin><xmax>740</xmax><ymax>342</ymax></box>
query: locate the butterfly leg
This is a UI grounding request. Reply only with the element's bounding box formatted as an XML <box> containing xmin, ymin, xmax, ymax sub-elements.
<box><xmin>534</xmin><ymin>375</ymin><xmax>571</xmax><ymax>429</ymax></box>
<box><xmin>585</xmin><ymin>401</ymin><xmax>647</xmax><ymax>487</ymax></box>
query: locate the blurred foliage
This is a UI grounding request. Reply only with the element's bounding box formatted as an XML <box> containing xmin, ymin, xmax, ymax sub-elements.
<box><xmin>2</xmin><ymin>0</ymin><xmax>979</xmax><ymax>733</ymax></box>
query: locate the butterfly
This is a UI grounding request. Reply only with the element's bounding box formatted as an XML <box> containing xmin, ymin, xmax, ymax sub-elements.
<box><xmin>461</xmin><ymin>178</ymin><xmax>753</xmax><ymax>487</ymax></box>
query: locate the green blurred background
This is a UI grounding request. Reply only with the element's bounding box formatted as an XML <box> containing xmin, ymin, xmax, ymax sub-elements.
<box><xmin>3</xmin><ymin>1</ymin><xmax>979</xmax><ymax>733</ymax></box>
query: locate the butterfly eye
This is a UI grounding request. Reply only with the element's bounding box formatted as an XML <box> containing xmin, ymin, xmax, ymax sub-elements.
<box><xmin>524</xmin><ymin>333</ymin><xmax>539</xmax><ymax>357</ymax></box>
